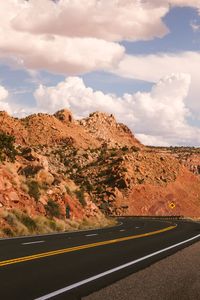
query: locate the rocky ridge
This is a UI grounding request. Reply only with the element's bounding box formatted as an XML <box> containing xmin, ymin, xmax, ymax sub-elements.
<box><xmin>0</xmin><ymin>109</ymin><xmax>199</xmax><ymax>237</ymax></box>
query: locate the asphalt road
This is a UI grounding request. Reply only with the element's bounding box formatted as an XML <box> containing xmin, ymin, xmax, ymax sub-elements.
<box><xmin>0</xmin><ymin>218</ymin><xmax>199</xmax><ymax>300</ymax></box>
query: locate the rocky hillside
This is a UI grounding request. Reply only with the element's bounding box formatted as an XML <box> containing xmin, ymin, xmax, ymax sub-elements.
<box><xmin>0</xmin><ymin>109</ymin><xmax>199</xmax><ymax>237</ymax></box>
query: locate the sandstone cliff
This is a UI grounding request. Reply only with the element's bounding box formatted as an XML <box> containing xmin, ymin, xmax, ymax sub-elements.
<box><xmin>0</xmin><ymin>109</ymin><xmax>199</xmax><ymax>237</ymax></box>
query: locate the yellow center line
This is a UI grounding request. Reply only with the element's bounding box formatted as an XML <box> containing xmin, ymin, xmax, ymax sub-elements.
<box><xmin>0</xmin><ymin>225</ymin><xmax>176</xmax><ymax>267</ymax></box>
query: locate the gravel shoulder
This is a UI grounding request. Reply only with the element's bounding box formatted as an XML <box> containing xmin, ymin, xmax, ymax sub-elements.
<box><xmin>83</xmin><ymin>241</ymin><xmax>200</xmax><ymax>300</ymax></box>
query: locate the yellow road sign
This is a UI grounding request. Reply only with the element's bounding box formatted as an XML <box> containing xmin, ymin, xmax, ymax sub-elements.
<box><xmin>169</xmin><ymin>202</ymin><xmax>176</xmax><ymax>209</ymax></box>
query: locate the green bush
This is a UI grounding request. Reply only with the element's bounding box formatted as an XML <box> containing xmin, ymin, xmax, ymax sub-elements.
<box><xmin>75</xmin><ymin>189</ymin><xmax>86</xmax><ymax>206</ymax></box>
<box><xmin>83</xmin><ymin>153</ymin><xmax>89</xmax><ymax>159</ymax></box>
<box><xmin>65</xmin><ymin>186</ymin><xmax>73</xmax><ymax>196</ymax></box>
<box><xmin>104</xmin><ymin>175</ymin><xmax>116</xmax><ymax>185</ymax></box>
<box><xmin>137</xmin><ymin>178</ymin><xmax>144</xmax><ymax>184</ymax></box>
<box><xmin>110</xmin><ymin>151</ymin><xmax>116</xmax><ymax>157</ymax></box>
<box><xmin>21</xmin><ymin>215</ymin><xmax>37</xmax><ymax>232</ymax></box>
<box><xmin>96</xmin><ymin>185</ymin><xmax>104</xmax><ymax>193</ymax></box>
<box><xmin>131</xmin><ymin>146</ymin><xmax>140</xmax><ymax>152</ymax></box>
<box><xmin>84</xmin><ymin>181</ymin><xmax>94</xmax><ymax>192</ymax></box>
<box><xmin>45</xmin><ymin>199</ymin><xmax>61</xmax><ymax>218</ymax></box>
<box><xmin>4</xmin><ymin>214</ymin><xmax>15</xmax><ymax>226</ymax></box>
<box><xmin>121</xmin><ymin>146</ymin><xmax>129</xmax><ymax>152</ymax></box>
<box><xmin>3</xmin><ymin>227</ymin><xmax>13</xmax><ymax>237</ymax></box>
<box><xmin>66</xmin><ymin>205</ymin><xmax>70</xmax><ymax>218</ymax></box>
<box><xmin>20</xmin><ymin>165</ymin><xmax>43</xmax><ymax>177</ymax></box>
<box><xmin>49</xmin><ymin>220</ymin><xmax>58</xmax><ymax>230</ymax></box>
<box><xmin>0</xmin><ymin>132</ymin><xmax>17</xmax><ymax>162</ymax></box>
<box><xmin>27</xmin><ymin>180</ymin><xmax>41</xmax><ymax>201</ymax></box>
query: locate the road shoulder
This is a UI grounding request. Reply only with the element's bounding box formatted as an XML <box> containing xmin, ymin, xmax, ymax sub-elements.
<box><xmin>83</xmin><ymin>241</ymin><xmax>200</xmax><ymax>300</ymax></box>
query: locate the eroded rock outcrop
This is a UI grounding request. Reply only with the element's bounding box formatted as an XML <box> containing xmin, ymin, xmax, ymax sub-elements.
<box><xmin>0</xmin><ymin>109</ymin><xmax>200</xmax><ymax>237</ymax></box>
<box><xmin>79</xmin><ymin>111</ymin><xmax>142</xmax><ymax>148</ymax></box>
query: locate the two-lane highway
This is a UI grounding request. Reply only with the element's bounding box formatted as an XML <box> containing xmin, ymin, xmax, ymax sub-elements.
<box><xmin>0</xmin><ymin>218</ymin><xmax>199</xmax><ymax>300</ymax></box>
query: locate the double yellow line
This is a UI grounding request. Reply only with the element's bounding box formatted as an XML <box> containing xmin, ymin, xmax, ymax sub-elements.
<box><xmin>0</xmin><ymin>225</ymin><xmax>176</xmax><ymax>267</ymax></box>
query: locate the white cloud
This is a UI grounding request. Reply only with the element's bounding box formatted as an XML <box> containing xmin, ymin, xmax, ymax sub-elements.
<box><xmin>113</xmin><ymin>51</ymin><xmax>200</xmax><ymax>116</ymax></box>
<box><xmin>0</xmin><ymin>0</ymin><xmax>199</xmax><ymax>75</ymax></box>
<box><xmin>135</xmin><ymin>134</ymin><xmax>170</xmax><ymax>147</ymax></box>
<box><xmin>0</xmin><ymin>1</ymin><xmax>124</xmax><ymax>75</ymax></box>
<box><xmin>34</xmin><ymin>74</ymin><xmax>200</xmax><ymax>146</ymax></box>
<box><xmin>34</xmin><ymin>77</ymin><xmax>126</xmax><ymax>117</ymax></box>
<box><xmin>150</xmin><ymin>0</ymin><xmax>200</xmax><ymax>11</ymax></box>
<box><xmin>190</xmin><ymin>20</ymin><xmax>200</xmax><ymax>31</ymax></box>
<box><xmin>12</xmin><ymin>0</ymin><xmax>169</xmax><ymax>42</ymax></box>
<box><xmin>0</xmin><ymin>86</ymin><xmax>11</xmax><ymax>113</ymax></box>
<box><xmin>170</xmin><ymin>0</ymin><xmax>200</xmax><ymax>11</ymax></box>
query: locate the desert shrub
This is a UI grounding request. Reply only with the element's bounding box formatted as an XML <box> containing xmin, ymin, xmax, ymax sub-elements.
<box><xmin>27</xmin><ymin>180</ymin><xmax>41</xmax><ymax>201</ymax></box>
<box><xmin>66</xmin><ymin>205</ymin><xmax>70</xmax><ymax>218</ymax></box>
<box><xmin>45</xmin><ymin>199</ymin><xmax>61</xmax><ymax>218</ymax></box>
<box><xmin>40</xmin><ymin>183</ymin><xmax>49</xmax><ymax>191</ymax></box>
<box><xmin>83</xmin><ymin>153</ymin><xmax>89</xmax><ymax>159</ymax></box>
<box><xmin>96</xmin><ymin>185</ymin><xmax>104</xmax><ymax>193</ymax></box>
<box><xmin>20</xmin><ymin>165</ymin><xmax>43</xmax><ymax>177</ymax></box>
<box><xmin>4</xmin><ymin>214</ymin><xmax>15</xmax><ymax>226</ymax></box>
<box><xmin>21</xmin><ymin>215</ymin><xmax>37</xmax><ymax>232</ymax></box>
<box><xmin>72</xmin><ymin>149</ymin><xmax>78</xmax><ymax>156</ymax></box>
<box><xmin>65</xmin><ymin>186</ymin><xmax>73</xmax><ymax>196</ymax></box>
<box><xmin>131</xmin><ymin>146</ymin><xmax>140</xmax><ymax>152</ymax></box>
<box><xmin>3</xmin><ymin>227</ymin><xmax>13</xmax><ymax>237</ymax></box>
<box><xmin>121</xmin><ymin>146</ymin><xmax>129</xmax><ymax>152</ymax></box>
<box><xmin>0</xmin><ymin>132</ymin><xmax>17</xmax><ymax>162</ymax></box>
<box><xmin>75</xmin><ymin>189</ymin><xmax>86</xmax><ymax>206</ymax></box>
<box><xmin>99</xmin><ymin>170</ymin><xmax>108</xmax><ymax>177</ymax></box>
<box><xmin>84</xmin><ymin>181</ymin><xmax>94</xmax><ymax>192</ymax></box>
<box><xmin>121</xmin><ymin>167</ymin><xmax>128</xmax><ymax>172</ymax></box>
<box><xmin>49</xmin><ymin>220</ymin><xmax>58</xmax><ymax>230</ymax></box>
<box><xmin>104</xmin><ymin>175</ymin><xmax>116</xmax><ymax>185</ymax></box>
<box><xmin>137</xmin><ymin>178</ymin><xmax>144</xmax><ymax>184</ymax></box>
<box><xmin>20</xmin><ymin>147</ymin><xmax>35</xmax><ymax>161</ymax></box>
<box><xmin>72</xmin><ymin>162</ymin><xmax>79</xmax><ymax>169</ymax></box>
<box><xmin>20</xmin><ymin>147</ymin><xmax>31</xmax><ymax>155</ymax></box>
<box><xmin>63</xmin><ymin>158</ymin><xmax>70</xmax><ymax>166</ymax></box>
<box><xmin>53</xmin><ymin>178</ymin><xmax>61</xmax><ymax>186</ymax></box>
<box><xmin>110</xmin><ymin>151</ymin><xmax>116</xmax><ymax>157</ymax></box>
<box><xmin>100</xmin><ymin>202</ymin><xmax>110</xmax><ymax>211</ymax></box>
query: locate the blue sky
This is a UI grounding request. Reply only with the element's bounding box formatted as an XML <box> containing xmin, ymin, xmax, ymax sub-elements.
<box><xmin>0</xmin><ymin>1</ymin><xmax>200</xmax><ymax>146</ymax></box>
<box><xmin>0</xmin><ymin>7</ymin><xmax>200</xmax><ymax>94</ymax></box>
<box><xmin>1</xmin><ymin>6</ymin><xmax>200</xmax><ymax>97</ymax></box>
<box><xmin>123</xmin><ymin>7</ymin><xmax>200</xmax><ymax>55</ymax></box>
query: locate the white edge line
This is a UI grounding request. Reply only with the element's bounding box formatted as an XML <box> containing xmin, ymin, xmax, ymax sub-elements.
<box><xmin>22</xmin><ymin>241</ymin><xmax>45</xmax><ymax>245</ymax></box>
<box><xmin>35</xmin><ymin>233</ymin><xmax>200</xmax><ymax>300</ymax></box>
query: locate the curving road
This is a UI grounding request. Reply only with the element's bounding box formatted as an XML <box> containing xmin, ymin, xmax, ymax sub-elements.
<box><xmin>0</xmin><ymin>218</ymin><xmax>199</xmax><ymax>300</ymax></box>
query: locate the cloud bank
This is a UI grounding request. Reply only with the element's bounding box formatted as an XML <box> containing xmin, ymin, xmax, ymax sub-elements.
<box><xmin>113</xmin><ymin>51</ymin><xmax>200</xmax><ymax>116</ymax></box>
<box><xmin>0</xmin><ymin>86</ymin><xmax>11</xmax><ymax>113</ymax></box>
<box><xmin>34</xmin><ymin>74</ymin><xmax>200</xmax><ymax>146</ymax></box>
<box><xmin>0</xmin><ymin>0</ymin><xmax>199</xmax><ymax>75</ymax></box>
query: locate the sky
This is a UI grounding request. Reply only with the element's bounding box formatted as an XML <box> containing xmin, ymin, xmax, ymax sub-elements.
<box><xmin>0</xmin><ymin>0</ymin><xmax>200</xmax><ymax>146</ymax></box>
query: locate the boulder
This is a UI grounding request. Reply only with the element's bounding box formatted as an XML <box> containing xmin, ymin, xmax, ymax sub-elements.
<box><xmin>36</xmin><ymin>170</ymin><xmax>54</xmax><ymax>185</ymax></box>
<box><xmin>54</xmin><ymin>109</ymin><xmax>73</xmax><ymax>123</ymax></box>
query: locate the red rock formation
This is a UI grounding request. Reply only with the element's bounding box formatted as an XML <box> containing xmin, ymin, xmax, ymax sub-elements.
<box><xmin>0</xmin><ymin>109</ymin><xmax>200</xmax><ymax>238</ymax></box>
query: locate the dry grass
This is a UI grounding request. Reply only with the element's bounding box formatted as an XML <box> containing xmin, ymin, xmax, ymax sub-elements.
<box><xmin>0</xmin><ymin>209</ymin><xmax>117</xmax><ymax>238</ymax></box>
